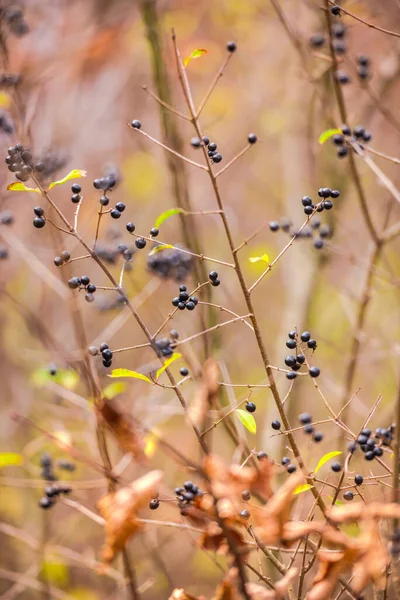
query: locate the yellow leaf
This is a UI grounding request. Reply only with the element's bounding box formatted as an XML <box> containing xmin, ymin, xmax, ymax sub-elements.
<box><xmin>318</xmin><ymin>128</ymin><xmax>342</xmax><ymax>144</ymax></box>
<box><xmin>143</xmin><ymin>433</ymin><xmax>158</xmax><ymax>458</ymax></box>
<box><xmin>41</xmin><ymin>561</ymin><xmax>68</xmax><ymax>587</ymax></box>
<box><xmin>149</xmin><ymin>244</ymin><xmax>174</xmax><ymax>256</ymax></box>
<box><xmin>0</xmin><ymin>91</ymin><xmax>11</xmax><ymax>109</ymax></box>
<box><xmin>0</xmin><ymin>452</ymin><xmax>24</xmax><ymax>468</ymax></box>
<box><xmin>314</xmin><ymin>451</ymin><xmax>342</xmax><ymax>474</ymax></box>
<box><xmin>108</xmin><ymin>368</ymin><xmax>152</xmax><ymax>384</ymax></box>
<box><xmin>7</xmin><ymin>182</ymin><xmax>40</xmax><ymax>193</ymax></box>
<box><xmin>184</xmin><ymin>48</ymin><xmax>207</xmax><ymax>68</ymax></box>
<box><xmin>102</xmin><ymin>381</ymin><xmax>126</xmax><ymax>399</ymax></box>
<box><xmin>235</xmin><ymin>409</ymin><xmax>256</xmax><ymax>434</ymax></box>
<box><xmin>293</xmin><ymin>483</ymin><xmax>313</xmax><ymax>495</ymax></box>
<box><xmin>155</xmin><ymin>208</ymin><xmax>184</xmax><ymax>228</ymax></box>
<box><xmin>156</xmin><ymin>353</ymin><xmax>181</xmax><ymax>380</ymax></box>
<box><xmin>47</xmin><ymin>169</ymin><xmax>87</xmax><ymax>190</ymax></box>
<box><xmin>249</xmin><ymin>253</ymin><xmax>270</xmax><ymax>265</ymax></box>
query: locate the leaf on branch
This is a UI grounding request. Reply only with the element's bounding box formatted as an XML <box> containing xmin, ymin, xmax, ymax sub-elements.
<box><xmin>155</xmin><ymin>207</ymin><xmax>184</xmax><ymax>228</ymax></box>
<box><xmin>184</xmin><ymin>48</ymin><xmax>207</xmax><ymax>68</ymax></box>
<box><xmin>108</xmin><ymin>368</ymin><xmax>152</xmax><ymax>384</ymax></box>
<box><xmin>7</xmin><ymin>182</ymin><xmax>40</xmax><ymax>193</ymax></box>
<box><xmin>149</xmin><ymin>244</ymin><xmax>174</xmax><ymax>256</ymax></box>
<box><xmin>249</xmin><ymin>253</ymin><xmax>270</xmax><ymax>265</ymax></box>
<box><xmin>235</xmin><ymin>409</ymin><xmax>256</xmax><ymax>434</ymax></box>
<box><xmin>0</xmin><ymin>452</ymin><xmax>24</xmax><ymax>468</ymax></box>
<box><xmin>97</xmin><ymin>470</ymin><xmax>163</xmax><ymax>567</ymax></box>
<box><xmin>318</xmin><ymin>128</ymin><xmax>342</xmax><ymax>144</ymax></box>
<box><xmin>293</xmin><ymin>483</ymin><xmax>313</xmax><ymax>495</ymax></box>
<box><xmin>188</xmin><ymin>358</ymin><xmax>220</xmax><ymax>428</ymax></box>
<box><xmin>156</xmin><ymin>352</ymin><xmax>181</xmax><ymax>380</ymax></box>
<box><xmin>47</xmin><ymin>169</ymin><xmax>87</xmax><ymax>190</ymax></box>
<box><xmin>99</xmin><ymin>400</ymin><xmax>146</xmax><ymax>462</ymax></box>
<box><xmin>314</xmin><ymin>451</ymin><xmax>342</xmax><ymax>474</ymax></box>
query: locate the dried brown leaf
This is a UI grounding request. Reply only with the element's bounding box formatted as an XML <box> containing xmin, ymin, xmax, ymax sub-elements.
<box><xmin>168</xmin><ymin>590</ymin><xmax>203</xmax><ymax>600</ymax></box>
<box><xmin>189</xmin><ymin>359</ymin><xmax>220</xmax><ymax>428</ymax></box>
<box><xmin>99</xmin><ymin>400</ymin><xmax>146</xmax><ymax>462</ymax></box>
<box><xmin>246</xmin><ymin>568</ymin><xmax>298</xmax><ymax>599</ymax></box>
<box><xmin>97</xmin><ymin>470</ymin><xmax>163</xmax><ymax>566</ymax></box>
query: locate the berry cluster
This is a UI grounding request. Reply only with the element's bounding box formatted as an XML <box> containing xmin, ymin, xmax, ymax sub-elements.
<box><xmin>116</xmin><ymin>242</ymin><xmax>134</xmax><ymax>262</ymax></box>
<box><xmin>284</xmin><ymin>329</ymin><xmax>320</xmax><ymax>380</ymax></box>
<box><xmin>281</xmin><ymin>456</ymin><xmax>297</xmax><ymax>474</ymax></box>
<box><xmin>54</xmin><ymin>250</ymin><xmax>71</xmax><ymax>267</ymax></box>
<box><xmin>332</xmin><ymin>125</ymin><xmax>372</xmax><ymax>159</ymax></box>
<box><xmin>175</xmin><ymin>481</ymin><xmax>204</xmax><ymax>512</ymax></box>
<box><xmin>172</xmin><ymin>285</ymin><xmax>199</xmax><ymax>311</ymax></box>
<box><xmin>93</xmin><ymin>172</ymin><xmax>117</xmax><ymax>193</ymax></box>
<box><xmin>147</xmin><ymin>245</ymin><xmax>193</xmax><ymax>281</ymax></box>
<box><xmin>356</xmin><ymin>55</ymin><xmax>371</xmax><ymax>80</ymax></box>
<box><xmin>301</xmin><ymin>188</ymin><xmax>339</xmax><ymax>216</ymax></box>
<box><xmin>39</xmin><ymin>483</ymin><xmax>71</xmax><ymax>510</ymax></box>
<box><xmin>298</xmin><ymin>412</ymin><xmax>324</xmax><ymax>442</ymax></box>
<box><xmin>208</xmin><ymin>270</ymin><xmax>221</xmax><ymax>286</ymax></box>
<box><xmin>89</xmin><ymin>342</ymin><xmax>113</xmax><ymax>368</ymax></box>
<box><xmin>33</xmin><ymin>206</ymin><xmax>46</xmax><ymax>229</ymax></box>
<box><xmin>269</xmin><ymin>215</ymin><xmax>333</xmax><ymax>249</ymax></box>
<box><xmin>71</xmin><ymin>183</ymin><xmax>82</xmax><ymax>204</ymax></box>
<box><xmin>3</xmin><ymin>6</ymin><xmax>29</xmax><ymax>36</ymax></box>
<box><xmin>68</xmin><ymin>275</ymin><xmax>97</xmax><ymax>302</ymax></box>
<box><xmin>110</xmin><ymin>202</ymin><xmax>126</xmax><ymax>220</ymax></box>
<box><xmin>348</xmin><ymin>424</ymin><xmax>395</xmax><ymax>461</ymax></box>
<box><xmin>40</xmin><ymin>453</ymin><xmax>57</xmax><ymax>481</ymax></box>
<box><xmin>202</xmin><ymin>137</ymin><xmax>223</xmax><ymax>164</ymax></box>
<box><xmin>6</xmin><ymin>144</ymin><xmax>44</xmax><ymax>181</ymax></box>
<box><xmin>155</xmin><ymin>330</ymin><xmax>179</xmax><ymax>357</ymax></box>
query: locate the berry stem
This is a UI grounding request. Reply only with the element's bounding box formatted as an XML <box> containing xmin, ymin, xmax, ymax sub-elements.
<box><xmin>215</xmin><ymin>144</ymin><xmax>252</xmax><ymax>178</ymax></box>
<box><xmin>141</xmin><ymin>84</ymin><xmax>191</xmax><ymax>121</ymax></box>
<box><xmin>327</xmin><ymin>1</ymin><xmax>400</xmax><ymax>39</ymax></box>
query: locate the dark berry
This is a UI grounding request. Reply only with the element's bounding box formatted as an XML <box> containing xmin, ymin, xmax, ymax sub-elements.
<box><xmin>299</xmin><ymin>412</ymin><xmax>312</xmax><ymax>424</ymax></box>
<box><xmin>331</xmin><ymin>5</ymin><xmax>341</xmax><ymax>15</ymax></box>
<box><xmin>296</xmin><ymin>354</ymin><xmax>305</xmax><ymax>364</ymax></box>
<box><xmin>323</xmin><ymin>201</ymin><xmax>333</xmax><ymax>210</ymax></box>
<box><xmin>343</xmin><ymin>491</ymin><xmax>354</xmax><ymax>501</ymax></box>
<box><xmin>99</xmin><ymin>342</ymin><xmax>109</xmax><ymax>351</ymax></box>
<box><xmin>186</xmin><ymin>301</ymin><xmax>196</xmax><ymax>311</ymax></box>
<box><xmin>288</xmin><ymin>330</ymin><xmax>296</xmax><ymax>339</ymax></box>
<box><xmin>212</xmin><ymin>153</ymin><xmax>222</xmax><ymax>163</ymax></box>
<box><xmin>302</xmin><ymin>196</ymin><xmax>312</xmax><ymax>207</ymax></box>
<box><xmin>110</xmin><ymin>208</ymin><xmax>121</xmax><ymax>219</ymax></box>
<box><xmin>135</xmin><ymin>238</ymin><xmax>146</xmax><ymax>249</ymax></box>
<box><xmin>179</xmin><ymin>292</ymin><xmax>189</xmax><ymax>301</ymax></box>
<box><xmin>71</xmin><ymin>193</ymin><xmax>80</xmax><ymax>204</ymax></box>
<box><xmin>313</xmin><ymin>431</ymin><xmax>323</xmax><ymax>442</ymax></box>
<box><xmin>211</xmin><ymin>278</ymin><xmax>220</xmax><ymax>287</ymax></box>
<box><xmin>245</xmin><ymin>402</ymin><xmax>256</xmax><ymax>413</ymax></box>
<box><xmin>304</xmin><ymin>424</ymin><xmax>314</xmax><ymax>434</ymax></box>
<box><xmin>242</xmin><ymin>490</ymin><xmax>251</xmax><ymax>501</ymax></box>
<box><xmin>286</xmin><ymin>371</ymin><xmax>297</xmax><ymax>380</ymax></box>
<box><xmin>115</xmin><ymin>202</ymin><xmax>125</xmax><ymax>213</ymax></box>
<box><xmin>257</xmin><ymin>451</ymin><xmax>268</xmax><ymax>461</ymax></box>
<box><xmin>131</xmin><ymin>120</ymin><xmax>141</xmax><ymax>129</ymax></box>
<box><xmin>85</xmin><ymin>293</ymin><xmax>95</xmax><ymax>302</ymax></box>
<box><xmin>180</xmin><ymin>367</ymin><xmax>189</xmax><ymax>377</ymax></box>
<box><xmin>172</xmin><ymin>297</ymin><xmax>180</xmax><ymax>307</ymax></box>
<box><xmin>310</xmin><ymin>34</ymin><xmax>325</xmax><ymax>48</ymax></box>
<box><xmin>331</xmin><ymin>462</ymin><xmax>342</xmax><ymax>472</ymax></box>
<box><xmin>202</xmin><ymin>136</ymin><xmax>210</xmax><ymax>146</ymax></box>
<box><xmin>54</xmin><ymin>256</ymin><xmax>63</xmax><ymax>267</ymax></box>
<box><xmin>227</xmin><ymin>41</ymin><xmax>237</xmax><ymax>53</ymax></box>
<box><xmin>39</xmin><ymin>497</ymin><xmax>53</xmax><ymax>510</ymax></box>
<box><xmin>287</xmin><ymin>464</ymin><xmax>297</xmax><ymax>474</ymax></box>
<box><xmin>126</xmin><ymin>222</ymin><xmax>135</xmax><ymax>233</ymax></box>
<box><xmin>374</xmin><ymin>447</ymin><xmax>383</xmax><ymax>457</ymax></box>
<box><xmin>149</xmin><ymin>499</ymin><xmax>160</xmax><ymax>510</ymax></box>
<box><xmin>102</xmin><ymin>349</ymin><xmax>113</xmax><ymax>361</ymax></box>
<box><xmin>103</xmin><ymin>359</ymin><xmax>112</xmax><ymax>368</ymax></box>
<box><xmin>87</xmin><ymin>284</ymin><xmax>96</xmax><ymax>293</ymax></box>
<box><xmin>269</xmin><ymin>221</ymin><xmax>280</xmax><ymax>232</ymax></box>
<box><xmin>285</xmin><ymin>355</ymin><xmax>296</xmax><ymax>368</ymax></box>
<box><xmin>68</xmin><ymin>277</ymin><xmax>80</xmax><ymax>289</ymax></box>
<box><xmin>354</xmin><ymin>125</ymin><xmax>365</xmax><ymax>138</ymax></box>
<box><xmin>248</xmin><ymin>133</ymin><xmax>257</xmax><ymax>144</ymax></box>
<box><xmin>281</xmin><ymin>457</ymin><xmax>290</xmax><ymax>466</ymax></box>
<box><xmin>190</xmin><ymin>296</ymin><xmax>198</xmax><ymax>305</ymax></box>
<box><xmin>60</xmin><ymin>250</ymin><xmax>70</xmax><ymax>262</ymax></box>
<box><xmin>100</xmin><ymin>195</ymin><xmax>109</xmax><ymax>206</ymax></box>
<box><xmin>335</xmin><ymin>71</ymin><xmax>350</xmax><ymax>84</ymax></box>
<box><xmin>300</xmin><ymin>331</ymin><xmax>310</xmax><ymax>342</ymax></box>
<box><xmin>365</xmin><ymin>451</ymin><xmax>375</xmax><ymax>461</ymax></box>
<box><xmin>80</xmin><ymin>275</ymin><xmax>90</xmax><ymax>286</ymax></box>
<box><xmin>271</xmin><ymin>420</ymin><xmax>281</xmax><ymax>430</ymax></box>
<box><xmin>240</xmin><ymin>509</ymin><xmax>250</xmax><ymax>519</ymax></box>
<box><xmin>307</xmin><ymin>339</ymin><xmax>317</xmax><ymax>349</ymax></box>
<box><xmin>208</xmin><ymin>142</ymin><xmax>217</xmax><ymax>152</ymax></box>
<box><xmin>332</xmin><ymin>134</ymin><xmax>344</xmax><ymax>145</ymax></box>
<box><xmin>150</xmin><ymin>227</ymin><xmax>159</xmax><ymax>237</ymax></box>
<box><xmin>304</xmin><ymin>206</ymin><xmax>313</xmax><ymax>216</ymax></box>
<box><xmin>309</xmin><ymin>366</ymin><xmax>320</xmax><ymax>378</ymax></box>
<box><xmin>348</xmin><ymin>442</ymin><xmax>357</xmax><ymax>453</ymax></box>
<box><xmin>71</xmin><ymin>183</ymin><xmax>81</xmax><ymax>194</ymax></box>
<box><xmin>177</xmin><ymin>302</ymin><xmax>186</xmax><ymax>310</ymax></box>
<box><xmin>33</xmin><ymin>216</ymin><xmax>45</xmax><ymax>228</ymax></box>
<box><xmin>362</xmin><ymin>131</ymin><xmax>372</xmax><ymax>142</ymax></box>
<box><xmin>286</xmin><ymin>339</ymin><xmax>296</xmax><ymax>349</ymax></box>
<box><xmin>314</xmin><ymin>239</ymin><xmax>324</xmax><ymax>250</ymax></box>
<box><xmin>331</xmin><ymin>190</ymin><xmax>340</xmax><ymax>198</ymax></box>
<box><xmin>179</xmin><ymin>285</ymin><xmax>187</xmax><ymax>291</ymax></box>
<box><xmin>190</xmin><ymin>136</ymin><xmax>201</xmax><ymax>148</ymax></box>
<box><xmin>337</xmin><ymin>146</ymin><xmax>348</xmax><ymax>158</ymax></box>
<box><xmin>354</xmin><ymin>474</ymin><xmax>363</xmax><ymax>485</ymax></box>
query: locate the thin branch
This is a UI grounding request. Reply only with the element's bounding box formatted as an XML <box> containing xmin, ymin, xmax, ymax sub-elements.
<box><xmin>142</xmin><ymin>84</ymin><xmax>191</xmax><ymax>121</ymax></box>
<box><xmin>215</xmin><ymin>144</ymin><xmax>252</xmax><ymax>177</ymax></box>
<box><xmin>196</xmin><ymin>53</ymin><xmax>232</xmax><ymax>118</ymax></box>
<box><xmin>328</xmin><ymin>1</ymin><xmax>400</xmax><ymax>39</ymax></box>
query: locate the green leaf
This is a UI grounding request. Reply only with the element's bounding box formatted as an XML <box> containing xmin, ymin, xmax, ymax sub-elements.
<box><xmin>41</xmin><ymin>561</ymin><xmax>68</xmax><ymax>586</ymax></box>
<box><xmin>31</xmin><ymin>367</ymin><xmax>79</xmax><ymax>390</ymax></box>
<box><xmin>249</xmin><ymin>253</ymin><xmax>270</xmax><ymax>265</ymax></box>
<box><xmin>156</xmin><ymin>353</ymin><xmax>182</xmax><ymax>380</ymax></box>
<box><xmin>314</xmin><ymin>450</ymin><xmax>342</xmax><ymax>474</ymax></box>
<box><xmin>184</xmin><ymin>48</ymin><xmax>207</xmax><ymax>68</ymax></box>
<box><xmin>7</xmin><ymin>182</ymin><xmax>40</xmax><ymax>193</ymax></box>
<box><xmin>0</xmin><ymin>452</ymin><xmax>24</xmax><ymax>468</ymax></box>
<box><xmin>155</xmin><ymin>208</ymin><xmax>184</xmax><ymax>229</ymax></box>
<box><xmin>293</xmin><ymin>483</ymin><xmax>313</xmax><ymax>495</ymax></box>
<box><xmin>108</xmin><ymin>368</ymin><xmax>152</xmax><ymax>384</ymax></box>
<box><xmin>102</xmin><ymin>381</ymin><xmax>126</xmax><ymax>400</ymax></box>
<box><xmin>327</xmin><ymin>495</ymin><xmax>344</xmax><ymax>506</ymax></box>
<box><xmin>149</xmin><ymin>244</ymin><xmax>174</xmax><ymax>256</ymax></box>
<box><xmin>318</xmin><ymin>128</ymin><xmax>342</xmax><ymax>144</ymax></box>
<box><xmin>48</xmin><ymin>169</ymin><xmax>87</xmax><ymax>190</ymax></box>
<box><xmin>235</xmin><ymin>409</ymin><xmax>256</xmax><ymax>434</ymax></box>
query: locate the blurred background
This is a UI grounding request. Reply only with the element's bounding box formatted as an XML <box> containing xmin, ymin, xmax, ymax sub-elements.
<box><xmin>1</xmin><ymin>0</ymin><xmax>400</xmax><ymax>597</ymax></box>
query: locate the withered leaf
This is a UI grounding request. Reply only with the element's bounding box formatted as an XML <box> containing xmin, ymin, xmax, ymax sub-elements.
<box><xmin>189</xmin><ymin>359</ymin><xmax>220</xmax><ymax>428</ymax></box>
<box><xmin>99</xmin><ymin>400</ymin><xmax>146</xmax><ymax>462</ymax></box>
<box><xmin>97</xmin><ymin>470</ymin><xmax>163</xmax><ymax>567</ymax></box>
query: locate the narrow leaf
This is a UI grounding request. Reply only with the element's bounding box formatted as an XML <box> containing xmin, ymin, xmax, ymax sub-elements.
<box><xmin>108</xmin><ymin>369</ymin><xmax>152</xmax><ymax>384</ymax></box>
<box><xmin>156</xmin><ymin>353</ymin><xmax>182</xmax><ymax>380</ymax></box>
<box><xmin>249</xmin><ymin>253</ymin><xmax>270</xmax><ymax>265</ymax></box>
<box><xmin>102</xmin><ymin>381</ymin><xmax>126</xmax><ymax>400</ymax></box>
<box><xmin>155</xmin><ymin>208</ymin><xmax>184</xmax><ymax>229</ymax></box>
<box><xmin>314</xmin><ymin>450</ymin><xmax>342</xmax><ymax>474</ymax></box>
<box><xmin>143</xmin><ymin>433</ymin><xmax>158</xmax><ymax>458</ymax></box>
<box><xmin>0</xmin><ymin>452</ymin><xmax>24</xmax><ymax>468</ymax></box>
<box><xmin>235</xmin><ymin>409</ymin><xmax>257</xmax><ymax>434</ymax></box>
<box><xmin>149</xmin><ymin>244</ymin><xmax>174</xmax><ymax>256</ymax></box>
<box><xmin>47</xmin><ymin>169</ymin><xmax>87</xmax><ymax>190</ymax></box>
<box><xmin>293</xmin><ymin>483</ymin><xmax>313</xmax><ymax>495</ymax></box>
<box><xmin>7</xmin><ymin>182</ymin><xmax>40</xmax><ymax>193</ymax></box>
<box><xmin>318</xmin><ymin>128</ymin><xmax>342</xmax><ymax>144</ymax></box>
<box><xmin>184</xmin><ymin>48</ymin><xmax>207</xmax><ymax>68</ymax></box>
